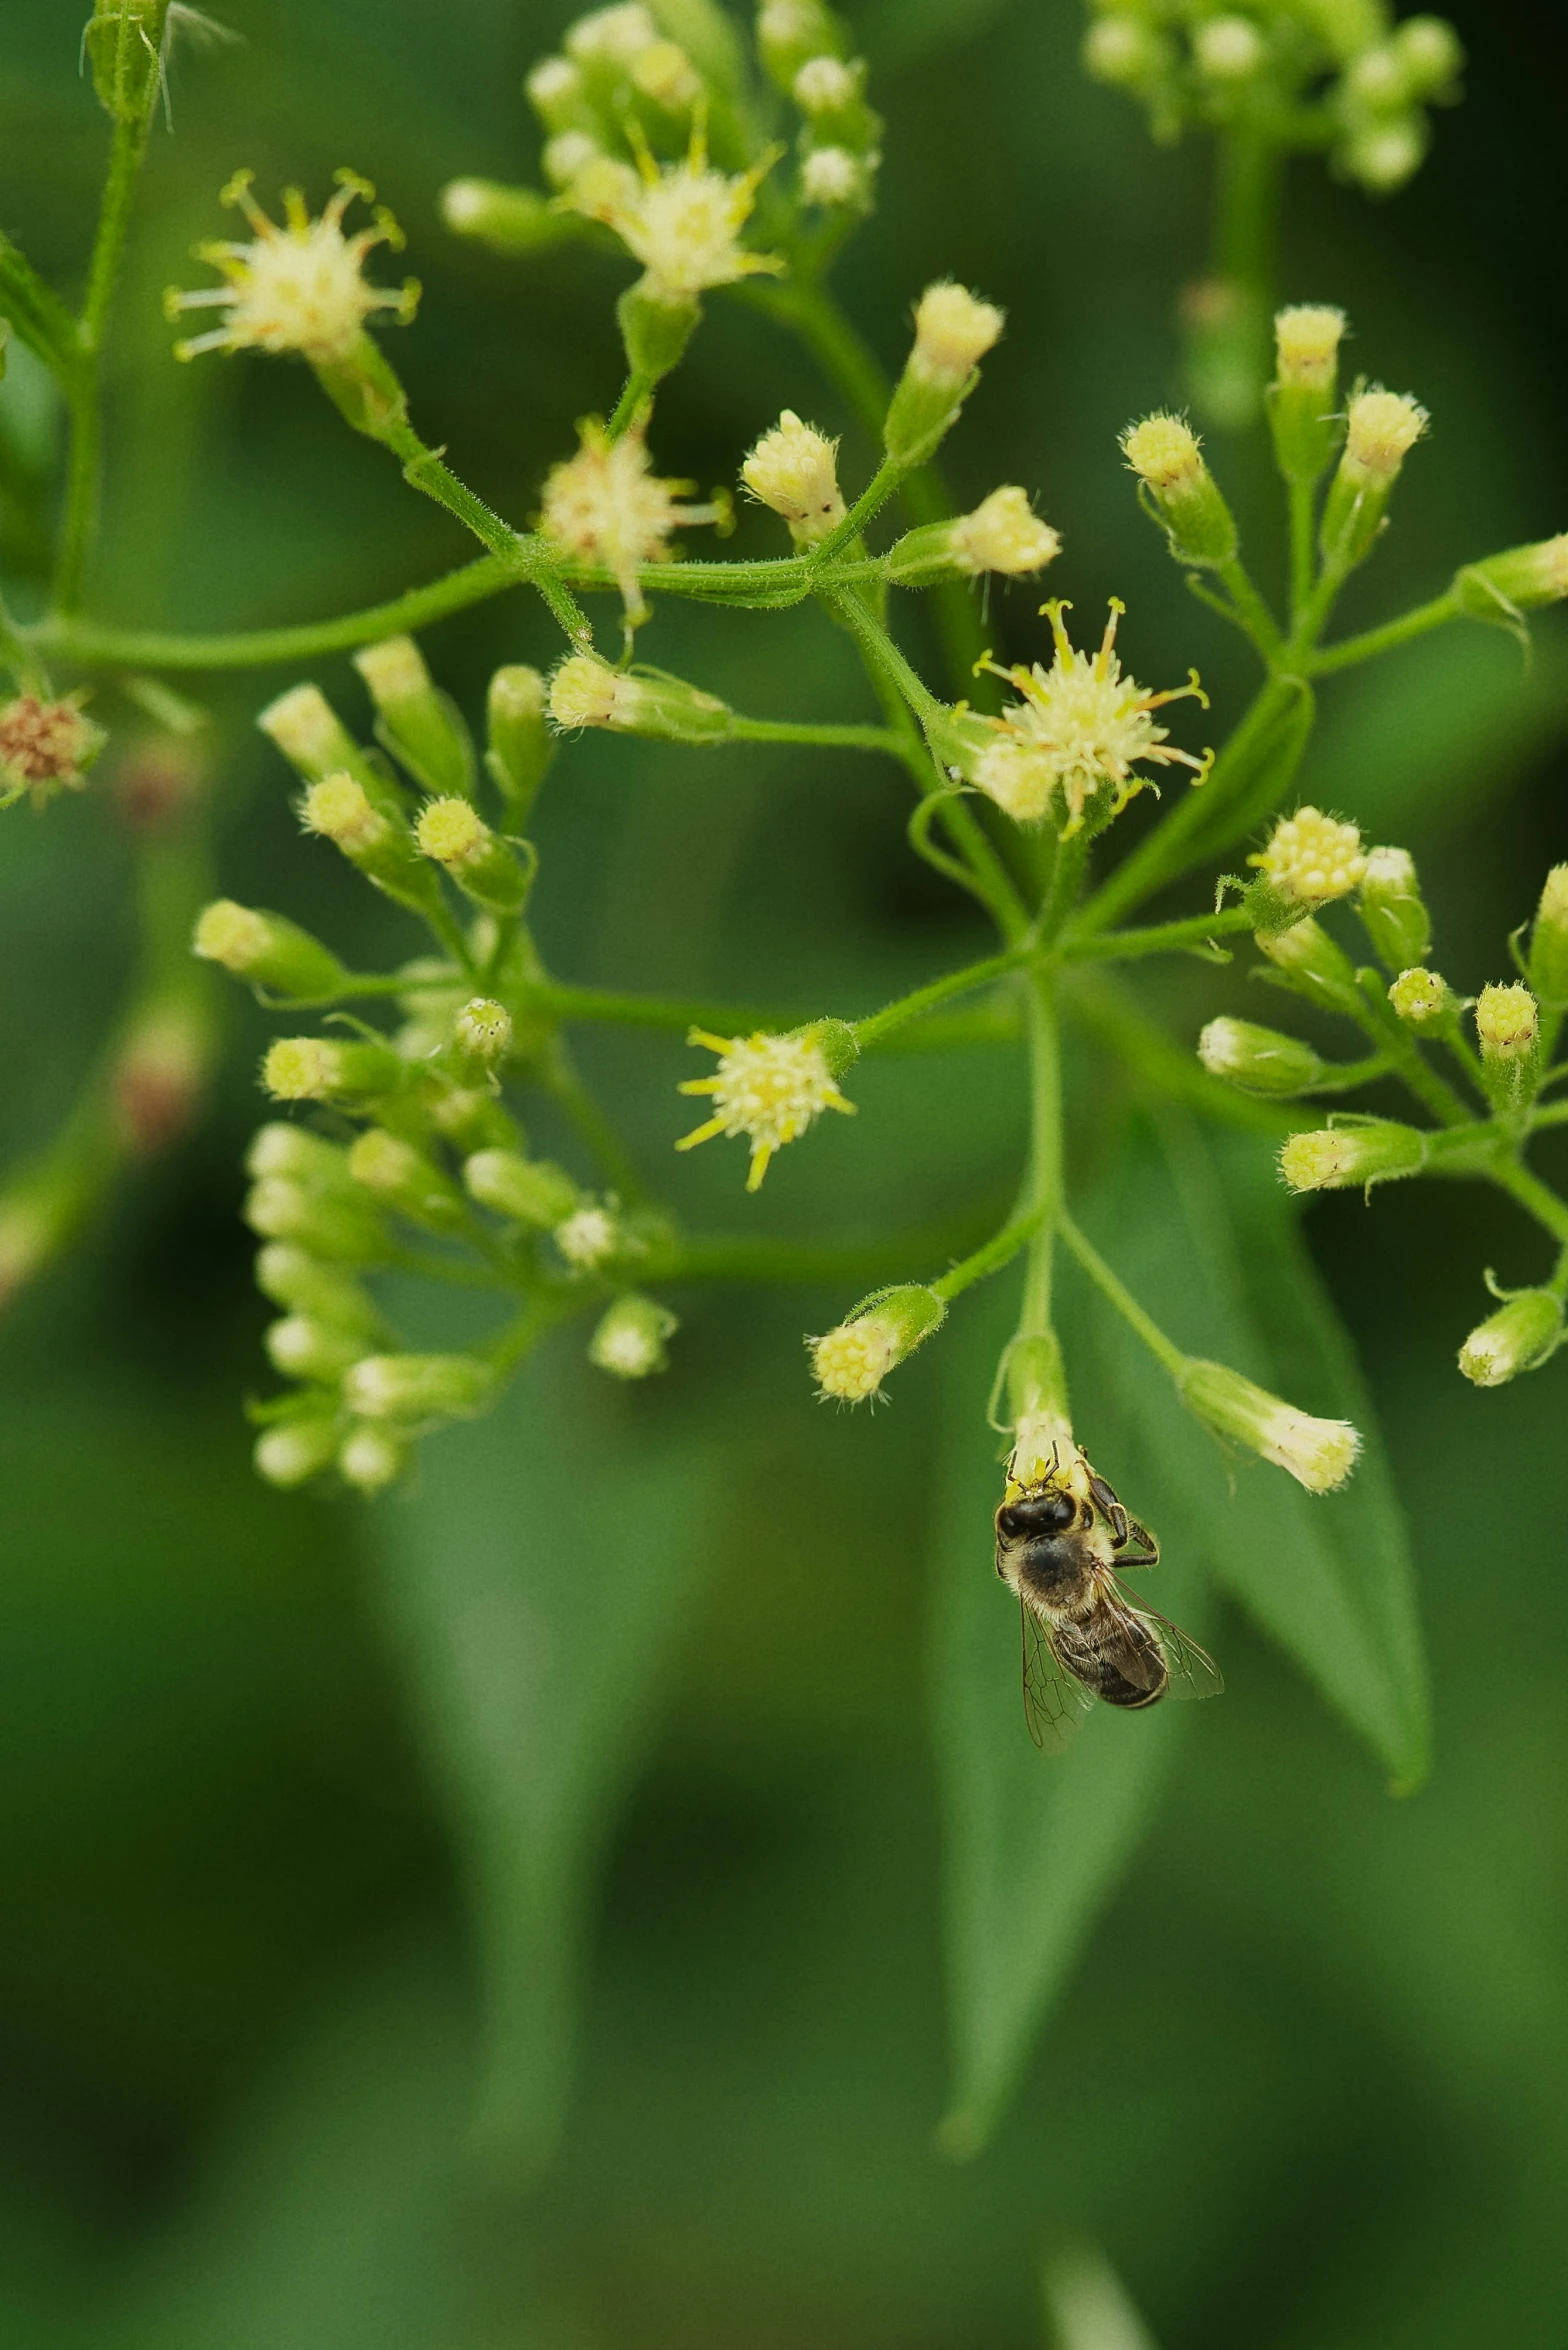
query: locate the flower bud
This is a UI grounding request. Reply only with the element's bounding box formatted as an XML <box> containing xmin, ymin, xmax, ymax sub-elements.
<box><xmin>254</xmin><ymin>1242</ymin><xmax>380</xmax><ymax>1334</ymax></box>
<box><xmin>758</xmin><ymin>0</ymin><xmax>847</xmax><ymax>91</ymax></box>
<box><xmin>1121</xmin><ymin>413</ymin><xmax>1239</xmax><ymax>567</ymax></box>
<box><xmin>547</xmin><ymin>652</ymin><xmax>732</xmax><ymax>742</ymax></box>
<box><xmin>1319</xmin><ymin>388</ymin><xmax>1428</xmax><ymax>572</ymax></box>
<box><xmin>1179</xmin><ymin>1360</ymin><xmax>1361</xmax><ymax>1493</ymax></box>
<box><xmin>565</xmin><ymin>4</ymin><xmax>658</xmax><ymax>71</ymax></box>
<box><xmin>1528</xmin><ymin>866</ymin><xmax>1568</xmax><ymax>1010</ymax></box>
<box><xmin>463</xmin><ymin>1148</ymin><xmax>580</xmax><ymax>1229</ymax></box>
<box><xmin>300</xmin><ymin>772</ymin><xmax>445</xmax><ymax>919</ymax></box>
<box><xmin>0</xmin><ymin>695</ymin><xmax>108</xmax><ymax>808</ymax></box>
<box><xmin>428</xmin><ymin>1084</ymin><xmax>520</xmax><ymax>1157</ymax></box>
<box><xmin>886</xmin><ymin>488</ymin><xmax>1060</xmax><ymax>585</ymax></box>
<box><xmin>1267</xmin><ymin>304</ymin><xmax>1346</xmax><ymax>485</ymax></box>
<box><xmin>1341</xmin><ymin>118</ymin><xmax>1426</xmax><ymax>196</ymax></box>
<box><xmin>1475</xmin><ymin>981</ymin><xmax>1540</xmax><ymax>1112</ymax></box>
<box><xmin>883</xmin><ymin>283</ymin><xmax>1004</xmax><ymax>467</ymax></box>
<box><xmin>1458</xmin><ymin>1290</ymin><xmax>1563</xmax><ymax>1388</ymax></box>
<box><xmin>338</xmin><ymin>1423</ymin><xmax>410</xmax><ymax>1493</ymax></box>
<box><xmin>259</xmin><ymin>684</ymin><xmax>369</xmax><ymax>787</ymax></box>
<box><xmin>524</xmin><ymin>53</ymin><xmax>594</xmax><ymax>132</ymax></box>
<box><xmin>1197</xmin><ymin>1017</ymin><xmax>1328</xmax><ymax>1097</ymax></box>
<box><xmin>347</xmin><ymin>1128</ymin><xmax>465</xmax><ymax>1232</ymax></box>
<box><xmin>808</xmin><ymin>1284</ymin><xmax>946</xmax><ymax>1403</ymax></box>
<box><xmin>1254</xmin><ymin>915</ymin><xmax>1364</xmax><ymax>1017</ymax></box>
<box><xmin>486</xmin><ymin>665</ymin><xmax>553</xmax><ymax>826</ymax></box>
<box><xmin>440</xmin><ymin>179</ymin><xmax>579</xmax><ymax>257</ymax></box>
<box><xmin>247</xmin><ymin>1122</ymin><xmax>353</xmax><ymax>1187</ymax></box>
<box><xmin>1357</xmin><ymin>845</ymin><xmax>1430</xmax><ymax>969</ymax></box>
<box><xmin>1388</xmin><ymin>967</ymin><xmax>1451</xmax><ymax>1027</ymax></box>
<box><xmin>85</xmin><ymin>0</ymin><xmax>170</xmax><ymax>123</ymax></box>
<box><xmin>589</xmin><ymin>1292</ymin><xmax>678</xmax><ymax>1379</ymax></box>
<box><xmin>244</xmin><ymin>1175</ymin><xmax>388</xmax><ymax>1262</ymax></box>
<box><xmin>1279</xmin><ymin>1120</ymin><xmax>1429</xmax><ymax>1193</ymax></box>
<box><xmin>1249</xmin><ymin>808</ymin><xmax>1368</xmax><ymax>912</ymax></box>
<box><xmin>1191</xmin><ymin>13</ymin><xmax>1266</xmax><ymax>79</ymax></box>
<box><xmin>414</xmin><ymin>797</ymin><xmax>530</xmax><ymax>912</ymax></box>
<box><xmin>632</xmin><ymin>39</ymin><xmax>703</xmax><ymax>115</ymax></box>
<box><xmin>741</xmin><ymin>411</ymin><xmax>846</xmax><ymax>548</ymax></box>
<box><xmin>1082</xmin><ymin>13</ymin><xmax>1172</xmax><ymax>89</ymax></box>
<box><xmin>254</xmin><ymin>1416</ymin><xmax>340</xmax><ymax>1489</ymax></box>
<box><xmin>354</xmin><ymin>635</ymin><xmax>475</xmax><ymax>799</ymax></box>
<box><xmin>343</xmin><ymin>1351</ymin><xmax>495</xmax><ymax>1423</ymax></box>
<box><xmin>1454</xmin><ymin>535</ymin><xmax>1568</xmax><ymax>623</ymax></box>
<box><xmin>452</xmin><ymin>997</ymin><xmax>513</xmax><ymax>1074</ymax></box>
<box><xmin>1395</xmin><ymin>15</ymin><xmax>1463</xmax><ymax>95</ymax></box>
<box><xmin>262</xmin><ymin>1036</ymin><xmax>405</xmax><ymax>1107</ymax></box>
<box><xmin>265</xmin><ymin>1314</ymin><xmax>367</xmax><ymax>1384</ymax></box>
<box><xmin>554</xmin><ymin>1201</ymin><xmax>626</xmax><ymax>1271</ymax></box>
<box><xmin>193</xmin><ymin>900</ymin><xmax>348</xmax><ymax>1000</ymax></box>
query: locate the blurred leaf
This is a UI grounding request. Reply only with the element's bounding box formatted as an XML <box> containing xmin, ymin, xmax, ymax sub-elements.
<box><xmin>370</xmin><ymin>1332</ymin><xmax>719</xmax><ymax>2178</ymax></box>
<box><xmin>861</xmin><ymin>0</ymin><xmax>1015</xmax><ymax>69</ymax></box>
<box><xmin>1041</xmin><ymin>2239</ymin><xmax>1159</xmax><ymax>2350</ymax></box>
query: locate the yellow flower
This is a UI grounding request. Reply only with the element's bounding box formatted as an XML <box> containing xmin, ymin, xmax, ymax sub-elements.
<box><xmin>165</xmin><ymin>170</ymin><xmax>418</xmax><ymax>363</ymax></box>
<box><xmin>740</xmin><ymin>410</ymin><xmax>845</xmax><ymax>545</ymax></box>
<box><xmin>562</xmin><ymin>120</ymin><xmax>783</xmax><ymax>303</ymax></box>
<box><xmin>970</xmin><ymin>600</ymin><xmax>1208</xmax><ymax>833</ymax></box>
<box><xmin>677</xmin><ymin>1027</ymin><xmax>854</xmax><ymax>1190</ymax></box>
<box><xmin>538</xmin><ymin>416</ymin><xmax>722</xmax><ymax>620</ymax></box>
<box><xmin>1250</xmin><ymin>807</ymin><xmax>1367</xmax><ymax>905</ymax></box>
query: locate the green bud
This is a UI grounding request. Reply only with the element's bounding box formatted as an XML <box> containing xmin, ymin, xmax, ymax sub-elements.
<box><xmin>1266</xmin><ymin>305</ymin><xmax>1346</xmax><ymax>487</ymax></box>
<box><xmin>414</xmin><ymin>797</ymin><xmax>529</xmax><ymax>913</ymax></box>
<box><xmin>808</xmin><ymin>1283</ymin><xmax>947</xmax><ymax>1402</ymax></box>
<box><xmin>265</xmin><ymin>1314</ymin><xmax>367</xmax><ymax>1385</ymax></box>
<box><xmin>244</xmin><ymin>1176</ymin><xmax>388</xmax><ymax>1263</ymax></box>
<box><xmin>1254</xmin><ymin>916</ymin><xmax>1365</xmax><ymax>1018</ymax></box>
<box><xmin>1082</xmin><ymin>12</ymin><xmax>1175</xmax><ymax>92</ymax></box>
<box><xmin>427</xmin><ymin>1084</ymin><xmax>522</xmax><ymax>1157</ymax></box>
<box><xmin>790</xmin><ymin>54</ymin><xmax>879</xmax><ymax>151</ymax></box>
<box><xmin>548</xmin><ymin>653</ymin><xmax>732</xmax><ymax>743</ymax></box>
<box><xmin>262</xmin><ymin>1036</ymin><xmax>406</xmax><ymax>1107</ymax></box>
<box><xmin>354</xmin><ymin>635</ymin><xmax>475</xmax><ymax>799</ymax></box>
<box><xmin>486</xmin><ymin>666</ymin><xmax>554</xmax><ymax>827</ymax></box>
<box><xmin>465</xmin><ymin>1148</ymin><xmax>580</xmax><ymax>1229</ymax></box>
<box><xmin>342</xmin><ymin>1351</ymin><xmax>495</xmax><ymax>1423</ymax></box>
<box><xmin>347</xmin><ymin>1128</ymin><xmax>465</xmax><ymax>1232</ymax></box>
<box><xmin>439</xmin><ymin>179</ymin><xmax>582</xmax><ymax>256</ymax></box>
<box><xmin>1279</xmin><ymin>1120</ymin><xmax>1430</xmax><ymax>1194</ymax></box>
<box><xmin>193</xmin><ymin>900</ymin><xmax>348</xmax><ymax>1001</ymax></box>
<box><xmin>246</xmin><ymin>1123</ymin><xmax>354</xmax><ymax>1189</ymax></box>
<box><xmin>524</xmin><ymin>54</ymin><xmax>598</xmax><ymax>135</ymax></box>
<box><xmin>1395</xmin><ymin>14</ymin><xmax>1463</xmax><ymax>96</ymax></box>
<box><xmin>588</xmin><ymin>1292</ymin><xmax>679</xmax><ymax>1379</ymax></box>
<box><xmin>617</xmin><ymin>282</ymin><xmax>701</xmax><ymax>388</ymax></box>
<box><xmin>1121</xmin><ymin>413</ymin><xmax>1239</xmax><ymax>567</ymax></box>
<box><xmin>1387</xmin><ymin>967</ymin><xmax>1452</xmax><ymax>1028</ymax></box>
<box><xmin>85</xmin><ymin>0</ymin><xmax>170</xmax><ymax>125</ymax></box>
<box><xmin>757</xmin><ymin>0</ymin><xmax>847</xmax><ymax>91</ymax></box>
<box><xmin>1197</xmin><ymin>1017</ymin><xmax>1328</xmax><ymax>1097</ymax></box>
<box><xmin>883</xmin><ymin>283</ymin><xmax>1004</xmax><ymax>468</ymax></box>
<box><xmin>300</xmin><ymin>771</ymin><xmax>447</xmax><ymax>921</ymax></box>
<box><xmin>1528</xmin><ymin>867</ymin><xmax>1568</xmax><ymax>1010</ymax></box>
<box><xmin>1454</xmin><ymin>535</ymin><xmax>1568</xmax><ymax>624</ymax></box>
<box><xmin>451</xmin><ymin>997</ymin><xmax>514</xmax><ymax>1076</ymax></box>
<box><xmin>254</xmin><ymin>1416</ymin><xmax>340</xmax><ymax>1489</ymax></box>
<box><xmin>1474</xmin><ymin>982</ymin><xmax>1541</xmax><ymax>1114</ymax></box>
<box><xmin>1458</xmin><ymin>1289</ymin><xmax>1563</xmax><ymax>1388</ymax></box>
<box><xmin>1357</xmin><ymin>846</ymin><xmax>1431</xmax><ymax>969</ymax></box>
<box><xmin>1178</xmin><ymin>1360</ymin><xmax>1361</xmax><ymax>1492</ymax></box>
<box><xmin>337</xmin><ymin>1423</ymin><xmax>410</xmax><ymax>1493</ymax></box>
<box><xmin>254</xmin><ymin>1243</ymin><xmax>381</xmax><ymax>1334</ymax></box>
<box><xmin>1319</xmin><ymin>388</ymin><xmax>1428</xmax><ymax>575</ymax></box>
<box><xmin>258</xmin><ymin>684</ymin><xmax>402</xmax><ymax>820</ymax></box>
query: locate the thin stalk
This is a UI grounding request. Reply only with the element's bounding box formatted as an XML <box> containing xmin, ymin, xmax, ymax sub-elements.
<box><xmin>853</xmin><ymin>947</ymin><xmax>1030</xmax><ymax>1049</ymax></box>
<box><xmin>929</xmin><ymin>1199</ymin><xmax>1051</xmax><ymax>1305</ymax></box>
<box><xmin>1493</xmin><ymin>1159</ymin><xmax>1568</xmax><ymax>1251</ymax></box>
<box><xmin>1216</xmin><ymin>557</ymin><xmax>1284</xmax><ymax>662</ymax></box>
<box><xmin>1308</xmin><ymin>590</ymin><xmax>1463</xmax><ymax>678</ymax></box>
<box><xmin>1057</xmin><ymin>1210</ymin><xmax>1189</xmax><ymax>1379</ymax></box>
<box><xmin>1064</xmin><ymin>903</ymin><xmax>1257</xmax><ymax>963</ymax></box>
<box><xmin>1017</xmin><ymin>971</ymin><xmax>1063</xmax><ymax>1340</ymax></box>
<box><xmin>606</xmin><ymin>371</ymin><xmax>659</xmax><ymax>439</ymax></box>
<box><xmin>55</xmin><ymin>111</ymin><xmax>152</xmax><ymax>612</ymax></box>
<box><xmin>1288</xmin><ymin>478</ymin><xmax>1317</xmax><ymax>623</ymax></box>
<box><xmin>728</xmin><ymin>716</ymin><xmax>900</xmax><ymax>753</ymax></box>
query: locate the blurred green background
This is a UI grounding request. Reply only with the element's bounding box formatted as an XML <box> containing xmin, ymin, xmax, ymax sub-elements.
<box><xmin>3</xmin><ymin>1</ymin><xmax>1568</xmax><ymax>2342</ymax></box>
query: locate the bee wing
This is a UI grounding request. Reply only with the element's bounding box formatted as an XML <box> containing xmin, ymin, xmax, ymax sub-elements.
<box><xmin>1020</xmin><ymin>1598</ymin><xmax>1095</xmax><ymax>1755</ymax></box>
<box><xmin>1115</xmin><ymin>1585</ymin><xmax>1225</xmax><ymax>1701</ymax></box>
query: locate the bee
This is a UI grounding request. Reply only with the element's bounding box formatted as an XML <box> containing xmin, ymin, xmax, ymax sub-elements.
<box><xmin>994</xmin><ymin>1445</ymin><xmax>1222</xmax><ymax>1752</ymax></box>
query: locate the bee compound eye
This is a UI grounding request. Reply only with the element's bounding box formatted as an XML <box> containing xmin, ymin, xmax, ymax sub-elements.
<box><xmin>998</xmin><ymin>1491</ymin><xmax>1075</xmax><ymax>1539</ymax></box>
<box><xmin>996</xmin><ymin>1503</ymin><xmax>1028</xmax><ymax>1540</ymax></box>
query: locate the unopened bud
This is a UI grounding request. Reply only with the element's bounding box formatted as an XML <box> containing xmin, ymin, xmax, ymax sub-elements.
<box><xmin>343</xmin><ymin>1351</ymin><xmax>495</xmax><ymax>1422</ymax></box>
<box><xmin>414</xmin><ymin>797</ymin><xmax>530</xmax><ymax>912</ymax></box>
<box><xmin>1357</xmin><ymin>845</ymin><xmax>1430</xmax><ymax>969</ymax></box>
<box><xmin>193</xmin><ymin>899</ymin><xmax>348</xmax><ymax>1000</ymax></box>
<box><xmin>1475</xmin><ymin>980</ymin><xmax>1540</xmax><ymax>1112</ymax></box>
<box><xmin>547</xmin><ymin>652</ymin><xmax>732</xmax><ymax>742</ymax></box>
<box><xmin>633</xmin><ymin>39</ymin><xmax>703</xmax><ymax>113</ymax></box>
<box><xmin>1528</xmin><ymin>866</ymin><xmax>1568</xmax><ymax>1009</ymax></box>
<box><xmin>254</xmin><ymin>1416</ymin><xmax>340</xmax><ymax>1489</ymax></box>
<box><xmin>808</xmin><ymin>1284</ymin><xmax>946</xmax><ymax>1403</ymax></box>
<box><xmin>428</xmin><ymin>1084</ymin><xmax>520</xmax><ymax>1156</ymax></box>
<box><xmin>1121</xmin><ymin>412</ymin><xmax>1238</xmax><ymax>567</ymax></box>
<box><xmin>486</xmin><ymin>665</ymin><xmax>553</xmax><ymax>825</ymax></box>
<box><xmin>440</xmin><ymin>179</ymin><xmax>578</xmax><ymax>256</ymax></box>
<box><xmin>1197</xmin><ymin>1017</ymin><xmax>1327</xmax><ymax>1097</ymax></box>
<box><xmin>524</xmin><ymin>53</ymin><xmax>593</xmax><ymax>132</ymax></box>
<box><xmin>1082</xmin><ymin>13</ymin><xmax>1170</xmax><ymax>86</ymax></box>
<box><xmin>247</xmin><ymin>1122</ymin><xmax>353</xmax><ymax>1187</ymax></box>
<box><xmin>1388</xmin><ymin>967</ymin><xmax>1451</xmax><ymax>1027</ymax></box>
<box><xmin>1179</xmin><ymin>1359</ymin><xmax>1361</xmax><ymax>1492</ymax></box>
<box><xmin>1279</xmin><ymin>1120</ymin><xmax>1429</xmax><ymax>1193</ymax></box>
<box><xmin>265</xmin><ymin>1314</ymin><xmax>366</xmax><ymax>1384</ymax></box>
<box><xmin>254</xmin><ymin>1242</ymin><xmax>380</xmax><ymax>1334</ymax></box>
<box><xmin>338</xmin><ymin>1424</ymin><xmax>410</xmax><ymax>1493</ymax></box>
<box><xmin>452</xmin><ymin>997</ymin><xmax>513</xmax><ymax>1072</ymax></box>
<box><xmin>259</xmin><ymin>684</ymin><xmax>366</xmax><ymax>785</ymax></box>
<box><xmin>1454</xmin><ymin>535</ymin><xmax>1568</xmax><ymax>623</ymax></box>
<box><xmin>554</xmin><ymin>1201</ymin><xmax>625</xmax><ymax>1270</ymax></box>
<box><xmin>1255</xmin><ymin>915</ymin><xmax>1364</xmax><ymax>1016</ymax></box>
<box><xmin>883</xmin><ymin>283</ymin><xmax>1003</xmax><ymax>467</ymax></box>
<box><xmin>588</xmin><ymin>1292</ymin><xmax>678</xmax><ymax>1379</ymax></box>
<box><xmin>355</xmin><ymin>635</ymin><xmax>475</xmax><ymax>799</ymax></box>
<box><xmin>886</xmin><ymin>487</ymin><xmax>1060</xmax><ymax>585</ymax></box>
<box><xmin>1250</xmin><ymin>807</ymin><xmax>1367</xmax><ymax>909</ymax></box>
<box><xmin>1192</xmin><ymin>14</ymin><xmax>1266</xmax><ymax>79</ymax></box>
<box><xmin>244</xmin><ymin>1175</ymin><xmax>388</xmax><ymax>1262</ymax></box>
<box><xmin>1320</xmin><ymin>388</ymin><xmax>1428</xmax><ymax>572</ymax></box>
<box><xmin>262</xmin><ymin>1036</ymin><xmax>404</xmax><ymax>1106</ymax></box>
<box><xmin>1267</xmin><ymin>304</ymin><xmax>1346</xmax><ymax>484</ymax></box>
<box><xmin>741</xmin><ymin>410</ymin><xmax>846</xmax><ymax>547</ymax></box>
<box><xmin>1395</xmin><ymin>14</ymin><xmax>1463</xmax><ymax>95</ymax></box>
<box><xmin>464</xmin><ymin>1148</ymin><xmax>580</xmax><ymax>1229</ymax></box>
<box><xmin>300</xmin><ymin>772</ymin><xmax>444</xmax><ymax>918</ymax></box>
<box><xmin>347</xmin><ymin>1128</ymin><xmax>464</xmax><ymax>1231</ymax></box>
<box><xmin>758</xmin><ymin>0</ymin><xmax>846</xmax><ymax>91</ymax></box>
<box><xmin>1458</xmin><ymin>1289</ymin><xmax>1563</xmax><ymax>1388</ymax></box>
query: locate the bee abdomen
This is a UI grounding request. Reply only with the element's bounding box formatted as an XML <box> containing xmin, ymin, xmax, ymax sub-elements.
<box><xmin>1054</xmin><ymin>1617</ymin><xmax>1168</xmax><ymax>1709</ymax></box>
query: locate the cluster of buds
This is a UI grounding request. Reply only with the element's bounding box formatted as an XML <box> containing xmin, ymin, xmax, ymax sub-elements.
<box><xmin>1082</xmin><ymin>1</ymin><xmax>1462</xmax><ymax>196</ymax></box>
<box><xmin>758</xmin><ymin>6</ymin><xmax>883</xmax><ymax>216</ymax></box>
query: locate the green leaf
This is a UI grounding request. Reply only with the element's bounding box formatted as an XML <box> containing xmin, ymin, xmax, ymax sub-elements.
<box><xmin>369</xmin><ymin>1330</ymin><xmax>719</xmax><ymax>2178</ymax></box>
<box><xmin>0</xmin><ymin>231</ymin><xmax>81</xmax><ymax>384</ymax></box>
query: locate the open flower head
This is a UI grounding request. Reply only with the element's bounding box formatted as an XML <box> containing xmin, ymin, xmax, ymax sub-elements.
<box><xmin>1250</xmin><ymin>807</ymin><xmax>1367</xmax><ymax>906</ymax></box>
<box><xmin>970</xmin><ymin>600</ymin><xmax>1209</xmax><ymax>834</ymax></box>
<box><xmin>0</xmin><ymin>695</ymin><xmax>106</xmax><ymax>808</ymax></box>
<box><xmin>562</xmin><ymin>119</ymin><xmax>783</xmax><ymax>303</ymax></box>
<box><xmin>677</xmin><ymin>1025</ymin><xmax>854</xmax><ymax>1190</ymax></box>
<box><xmin>165</xmin><ymin>170</ymin><xmax>418</xmax><ymax>364</ymax></box>
<box><xmin>539</xmin><ymin>416</ymin><xmax>723</xmax><ymax>620</ymax></box>
<box><xmin>741</xmin><ymin>410</ymin><xmax>845</xmax><ymax>545</ymax></box>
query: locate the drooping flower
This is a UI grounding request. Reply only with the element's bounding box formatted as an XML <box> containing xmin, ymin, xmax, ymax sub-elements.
<box><xmin>677</xmin><ymin>1026</ymin><xmax>854</xmax><ymax>1190</ymax></box>
<box><xmin>164</xmin><ymin>169</ymin><xmax>418</xmax><ymax>364</ymax></box>
<box><xmin>968</xmin><ymin>600</ymin><xmax>1209</xmax><ymax>833</ymax></box>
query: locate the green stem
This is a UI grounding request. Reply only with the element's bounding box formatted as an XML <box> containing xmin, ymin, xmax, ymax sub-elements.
<box><xmin>1062</xmin><ymin>903</ymin><xmax>1256</xmax><ymax>964</ymax></box>
<box><xmin>852</xmin><ymin>948</ymin><xmax>1030</xmax><ymax>1049</ymax></box>
<box><xmin>606</xmin><ymin>371</ymin><xmax>660</xmax><ymax>439</ymax></box>
<box><xmin>1493</xmin><ymin>1159</ymin><xmax>1568</xmax><ymax>1251</ymax></box>
<box><xmin>1017</xmin><ymin>971</ymin><xmax>1063</xmax><ymax>1340</ymax></box>
<box><xmin>1288</xmin><ymin>478</ymin><xmax>1317</xmax><ymax>624</ymax></box>
<box><xmin>728</xmin><ymin>716</ymin><xmax>900</xmax><ymax>753</ymax></box>
<box><xmin>1216</xmin><ymin>557</ymin><xmax>1284</xmax><ymax>662</ymax></box>
<box><xmin>929</xmin><ymin>1198</ymin><xmax>1050</xmax><ymax>1305</ymax></box>
<box><xmin>55</xmin><ymin>111</ymin><xmax>152</xmax><ymax>613</ymax></box>
<box><xmin>807</xmin><ymin>458</ymin><xmax>905</xmax><ymax>567</ymax></box>
<box><xmin>1308</xmin><ymin>590</ymin><xmax>1463</xmax><ymax>678</ymax></box>
<box><xmin>1057</xmin><ymin>1210</ymin><xmax>1189</xmax><ymax>1378</ymax></box>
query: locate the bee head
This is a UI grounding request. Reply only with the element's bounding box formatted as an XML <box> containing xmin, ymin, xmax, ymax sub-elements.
<box><xmin>996</xmin><ymin>1487</ymin><xmax>1077</xmax><ymax>1542</ymax></box>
